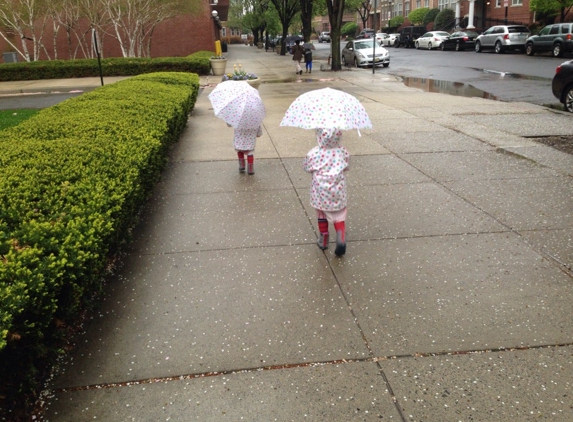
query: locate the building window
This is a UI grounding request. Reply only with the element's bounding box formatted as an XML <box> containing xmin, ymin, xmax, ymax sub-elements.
<box><xmin>221</xmin><ymin>28</ymin><xmax>227</xmax><ymax>37</ymax></box>
<box><xmin>395</xmin><ymin>2</ymin><xmax>403</xmax><ymax>16</ymax></box>
<box><xmin>424</xmin><ymin>0</ymin><xmax>429</xmax><ymax>6</ymax></box>
<box><xmin>438</xmin><ymin>0</ymin><xmax>450</xmax><ymax>10</ymax></box>
<box><xmin>405</xmin><ymin>1</ymin><xmax>410</xmax><ymax>16</ymax></box>
<box><xmin>511</xmin><ymin>0</ymin><xmax>522</xmax><ymax>4</ymax></box>
<box><xmin>416</xmin><ymin>0</ymin><xmax>421</xmax><ymax>8</ymax></box>
<box><xmin>495</xmin><ymin>0</ymin><xmax>501</xmax><ymax>7</ymax></box>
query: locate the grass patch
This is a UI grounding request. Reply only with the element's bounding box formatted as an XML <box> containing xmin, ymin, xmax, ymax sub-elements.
<box><xmin>0</xmin><ymin>109</ymin><xmax>40</xmax><ymax>131</ymax></box>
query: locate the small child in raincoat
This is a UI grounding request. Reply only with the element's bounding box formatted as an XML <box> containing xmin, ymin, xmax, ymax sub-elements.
<box><xmin>302</xmin><ymin>128</ymin><xmax>349</xmax><ymax>256</ymax></box>
<box><xmin>228</xmin><ymin>124</ymin><xmax>263</xmax><ymax>175</ymax></box>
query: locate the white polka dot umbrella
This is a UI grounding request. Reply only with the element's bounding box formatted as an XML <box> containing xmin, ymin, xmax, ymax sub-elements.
<box><xmin>208</xmin><ymin>80</ymin><xmax>266</xmax><ymax>129</ymax></box>
<box><xmin>280</xmin><ymin>87</ymin><xmax>372</xmax><ymax>135</ymax></box>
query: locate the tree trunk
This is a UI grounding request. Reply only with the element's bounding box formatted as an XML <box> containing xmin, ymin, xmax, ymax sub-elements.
<box><xmin>327</xmin><ymin>0</ymin><xmax>345</xmax><ymax>70</ymax></box>
<box><xmin>300</xmin><ymin>0</ymin><xmax>313</xmax><ymax>42</ymax></box>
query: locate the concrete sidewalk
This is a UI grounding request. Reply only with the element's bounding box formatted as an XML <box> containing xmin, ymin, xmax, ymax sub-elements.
<box><xmin>14</xmin><ymin>45</ymin><xmax>573</xmax><ymax>421</ymax></box>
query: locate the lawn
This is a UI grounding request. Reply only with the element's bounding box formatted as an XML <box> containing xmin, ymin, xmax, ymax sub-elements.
<box><xmin>0</xmin><ymin>109</ymin><xmax>40</xmax><ymax>131</ymax></box>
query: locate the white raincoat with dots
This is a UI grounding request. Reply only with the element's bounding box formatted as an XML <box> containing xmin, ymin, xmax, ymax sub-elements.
<box><xmin>302</xmin><ymin>128</ymin><xmax>350</xmax><ymax>212</ymax></box>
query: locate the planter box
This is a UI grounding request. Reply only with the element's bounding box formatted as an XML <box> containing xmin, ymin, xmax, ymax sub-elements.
<box><xmin>209</xmin><ymin>58</ymin><xmax>228</xmax><ymax>76</ymax></box>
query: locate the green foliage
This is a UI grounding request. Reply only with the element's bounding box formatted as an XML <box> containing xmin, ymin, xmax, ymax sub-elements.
<box><xmin>0</xmin><ymin>55</ymin><xmax>210</xmax><ymax>82</ymax></box>
<box><xmin>434</xmin><ymin>8</ymin><xmax>455</xmax><ymax>30</ymax></box>
<box><xmin>530</xmin><ymin>0</ymin><xmax>573</xmax><ymax>14</ymax></box>
<box><xmin>423</xmin><ymin>8</ymin><xmax>441</xmax><ymax>26</ymax></box>
<box><xmin>408</xmin><ymin>8</ymin><xmax>429</xmax><ymax>25</ymax></box>
<box><xmin>341</xmin><ymin>22</ymin><xmax>358</xmax><ymax>37</ymax></box>
<box><xmin>0</xmin><ymin>109</ymin><xmax>39</xmax><ymax>131</ymax></box>
<box><xmin>389</xmin><ymin>15</ymin><xmax>405</xmax><ymax>28</ymax></box>
<box><xmin>0</xmin><ymin>72</ymin><xmax>200</xmax><ymax>416</ymax></box>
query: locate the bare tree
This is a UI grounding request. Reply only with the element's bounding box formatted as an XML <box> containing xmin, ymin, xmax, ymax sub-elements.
<box><xmin>356</xmin><ymin>0</ymin><xmax>370</xmax><ymax>29</ymax></box>
<box><xmin>100</xmin><ymin>0</ymin><xmax>185</xmax><ymax>57</ymax></box>
<box><xmin>0</xmin><ymin>0</ymin><xmax>50</xmax><ymax>61</ymax></box>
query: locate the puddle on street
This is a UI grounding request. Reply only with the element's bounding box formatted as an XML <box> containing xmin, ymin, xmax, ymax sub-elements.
<box><xmin>402</xmin><ymin>77</ymin><xmax>498</xmax><ymax>100</ymax></box>
<box><xmin>476</xmin><ymin>69</ymin><xmax>550</xmax><ymax>81</ymax></box>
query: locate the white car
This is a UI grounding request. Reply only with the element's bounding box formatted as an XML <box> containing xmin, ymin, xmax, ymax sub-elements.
<box><xmin>375</xmin><ymin>32</ymin><xmax>388</xmax><ymax>45</ymax></box>
<box><xmin>341</xmin><ymin>39</ymin><xmax>390</xmax><ymax>68</ymax></box>
<box><xmin>381</xmin><ymin>33</ymin><xmax>399</xmax><ymax>46</ymax></box>
<box><xmin>415</xmin><ymin>31</ymin><xmax>450</xmax><ymax>50</ymax></box>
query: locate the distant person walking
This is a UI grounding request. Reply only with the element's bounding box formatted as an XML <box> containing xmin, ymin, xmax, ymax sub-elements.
<box><xmin>303</xmin><ymin>128</ymin><xmax>349</xmax><ymax>256</ymax></box>
<box><xmin>304</xmin><ymin>46</ymin><xmax>313</xmax><ymax>73</ymax></box>
<box><xmin>292</xmin><ymin>40</ymin><xmax>304</xmax><ymax>75</ymax></box>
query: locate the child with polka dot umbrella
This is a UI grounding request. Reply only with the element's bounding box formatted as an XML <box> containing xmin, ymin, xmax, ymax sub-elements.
<box><xmin>280</xmin><ymin>88</ymin><xmax>372</xmax><ymax>256</ymax></box>
<box><xmin>209</xmin><ymin>81</ymin><xmax>266</xmax><ymax>174</ymax></box>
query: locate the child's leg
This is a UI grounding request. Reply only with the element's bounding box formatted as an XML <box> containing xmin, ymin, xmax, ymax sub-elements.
<box><xmin>247</xmin><ymin>154</ymin><xmax>254</xmax><ymax>175</ymax></box>
<box><xmin>332</xmin><ymin>208</ymin><xmax>347</xmax><ymax>256</ymax></box>
<box><xmin>317</xmin><ymin>210</ymin><xmax>329</xmax><ymax>250</ymax></box>
<box><xmin>334</xmin><ymin>220</ymin><xmax>346</xmax><ymax>256</ymax></box>
<box><xmin>309</xmin><ymin>62</ymin><xmax>312</xmax><ymax>73</ymax></box>
<box><xmin>237</xmin><ymin>151</ymin><xmax>245</xmax><ymax>172</ymax></box>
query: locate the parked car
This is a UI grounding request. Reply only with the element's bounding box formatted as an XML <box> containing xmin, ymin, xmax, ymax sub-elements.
<box><xmin>440</xmin><ymin>30</ymin><xmax>479</xmax><ymax>51</ymax></box>
<box><xmin>375</xmin><ymin>32</ymin><xmax>388</xmax><ymax>44</ymax></box>
<box><xmin>318</xmin><ymin>31</ymin><xmax>331</xmax><ymax>43</ymax></box>
<box><xmin>395</xmin><ymin>26</ymin><xmax>426</xmax><ymax>48</ymax></box>
<box><xmin>552</xmin><ymin>60</ymin><xmax>573</xmax><ymax>112</ymax></box>
<box><xmin>356</xmin><ymin>28</ymin><xmax>376</xmax><ymax>40</ymax></box>
<box><xmin>382</xmin><ymin>33</ymin><xmax>399</xmax><ymax>46</ymax></box>
<box><xmin>415</xmin><ymin>31</ymin><xmax>450</xmax><ymax>50</ymax></box>
<box><xmin>525</xmin><ymin>23</ymin><xmax>573</xmax><ymax>58</ymax></box>
<box><xmin>341</xmin><ymin>39</ymin><xmax>390</xmax><ymax>68</ymax></box>
<box><xmin>475</xmin><ymin>25</ymin><xmax>530</xmax><ymax>53</ymax></box>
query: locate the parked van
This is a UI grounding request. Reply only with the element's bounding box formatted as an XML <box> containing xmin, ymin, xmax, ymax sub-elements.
<box><xmin>395</xmin><ymin>26</ymin><xmax>426</xmax><ymax>48</ymax></box>
<box><xmin>525</xmin><ymin>23</ymin><xmax>573</xmax><ymax>58</ymax></box>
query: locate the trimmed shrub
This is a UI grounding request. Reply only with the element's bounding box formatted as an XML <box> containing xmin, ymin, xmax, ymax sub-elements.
<box><xmin>423</xmin><ymin>8</ymin><xmax>441</xmax><ymax>26</ymax></box>
<box><xmin>0</xmin><ymin>54</ymin><xmax>210</xmax><ymax>82</ymax></box>
<box><xmin>341</xmin><ymin>22</ymin><xmax>358</xmax><ymax>37</ymax></box>
<box><xmin>389</xmin><ymin>16</ymin><xmax>405</xmax><ymax>28</ymax></box>
<box><xmin>408</xmin><ymin>8</ymin><xmax>430</xmax><ymax>26</ymax></box>
<box><xmin>0</xmin><ymin>72</ymin><xmax>200</xmax><ymax>418</ymax></box>
<box><xmin>434</xmin><ymin>8</ymin><xmax>456</xmax><ymax>31</ymax></box>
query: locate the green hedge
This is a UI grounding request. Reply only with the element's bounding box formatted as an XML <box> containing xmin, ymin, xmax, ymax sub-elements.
<box><xmin>0</xmin><ymin>72</ymin><xmax>200</xmax><ymax>416</ymax></box>
<box><xmin>0</xmin><ymin>53</ymin><xmax>211</xmax><ymax>81</ymax></box>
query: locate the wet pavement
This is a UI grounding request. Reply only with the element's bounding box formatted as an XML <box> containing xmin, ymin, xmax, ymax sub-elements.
<box><xmin>1</xmin><ymin>45</ymin><xmax>573</xmax><ymax>421</ymax></box>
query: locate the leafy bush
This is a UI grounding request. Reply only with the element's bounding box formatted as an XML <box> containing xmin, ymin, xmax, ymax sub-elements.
<box><xmin>434</xmin><ymin>8</ymin><xmax>456</xmax><ymax>30</ymax></box>
<box><xmin>423</xmin><ymin>8</ymin><xmax>441</xmax><ymax>26</ymax></box>
<box><xmin>0</xmin><ymin>54</ymin><xmax>210</xmax><ymax>82</ymax></box>
<box><xmin>389</xmin><ymin>16</ymin><xmax>405</xmax><ymax>28</ymax></box>
<box><xmin>341</xmin><ymin>22</ymin><xmax>358</xmax><ymax>37</ymax></box>
<box><xmin>408</xmin><ymin>8</ymin><xmax>430</xmax><ymax>25</ymax></box>
<box><xmin>0</xmin><ymin>72</ymin><xmax>200</xmax><ymax>418</ymax></box>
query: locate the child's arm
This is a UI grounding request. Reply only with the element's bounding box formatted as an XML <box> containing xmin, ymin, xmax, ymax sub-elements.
<box><xmin>256</xmin><ymin>126</ymin><xmax>263</xmax><ymax>137</ymax></box>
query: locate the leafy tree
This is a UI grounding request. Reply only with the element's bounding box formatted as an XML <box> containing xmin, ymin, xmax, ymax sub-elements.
<box><xmin>407</xmin><ymin>7</ymin><xmax>429</xmax><ymax>25</ymax></box>
<box><xmin>434</xmin><ymin>8</ymin><xmax>455</xmax><ymax>31</ymax></box>
<box><xmin>530</xmin><ymin>0</ymin><xmax>573</xmax><ymax>24</ymax></box>
<box><xmin>270</xmin><ymin>0</ymin><xmax>300</xmax><ymax>55</ymax></box>
<box><xmin>423</xmin><ymin>7</ymin><xmax>440</xmax><ymax>26</ymax></box>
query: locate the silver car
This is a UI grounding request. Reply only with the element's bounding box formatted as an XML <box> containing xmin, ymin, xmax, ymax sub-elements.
<box><xmin>475</xmin><ymin>25</ymin><xmax>530</xmax><ymax>54</ymax></box>
<box><xmin>341</xmin><ymin>39</ymin><xmax>390</xmax><ymax>68</ymax></box>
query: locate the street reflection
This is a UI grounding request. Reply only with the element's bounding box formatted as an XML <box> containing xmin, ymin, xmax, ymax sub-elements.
<box><xmin>402</xmin><ymin>77</ymin><xmax>498</xmax><ymax>100</ymax></box>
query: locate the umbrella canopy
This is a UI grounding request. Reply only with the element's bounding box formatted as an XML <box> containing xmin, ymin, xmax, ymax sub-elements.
<box><xmin>208</xmin><ymin>81</ymin><xmax>266</xmax><ymax>129</ymax></box>
<box><xmin>285</xmin><ymin>35</ymin><xmax>303</xmax><ymax>45</ymax></box>
<box><xmin>303</xmin><ymin>42</ymin><xmax>315</xmax><ymax>50</ymax></box>
<box><xmin>280</xmin><ymin>87</ymin><xmax>372</xmax><ymax>134</ymax></box>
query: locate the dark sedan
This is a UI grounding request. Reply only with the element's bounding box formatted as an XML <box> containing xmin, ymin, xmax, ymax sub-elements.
<box><xmin>440</xmin><ymin>31</ymin><xmax>479</xmax><ymax>51</ymax></box>
<box><xmin>552</xmin><ymin>60</ymin><xmax>573</xmax><ymax>113</ymax></box>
